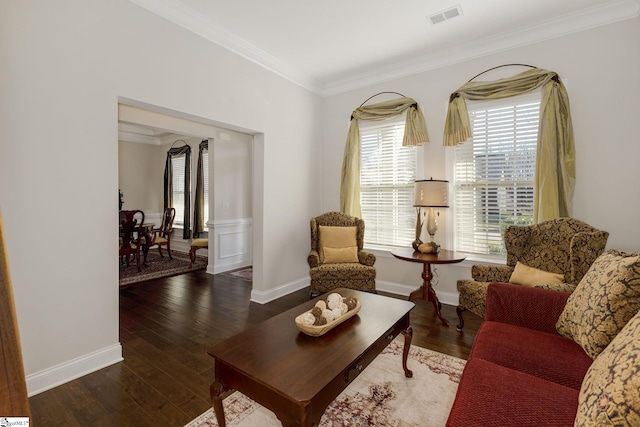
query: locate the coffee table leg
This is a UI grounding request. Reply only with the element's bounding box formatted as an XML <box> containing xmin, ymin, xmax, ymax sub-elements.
<box><xmin>401</xmin><ymin>326</ymin><xmax>413</xmax><ymax>378</ymax></box>
<box><xmin>210</xmin><ymin>380</ymin><xmax>227</xmax><ymax>427</ymax></box>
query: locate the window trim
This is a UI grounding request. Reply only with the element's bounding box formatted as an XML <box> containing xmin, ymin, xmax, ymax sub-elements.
<box><xmin>359</xmin><ymin>117</ymin><xmax>419</xmax><ymax>250</ymax></box>
<box><xmin>449</xmin><ymin>89</ymin><xmax>542</xmax><ymax>256</ymax></box>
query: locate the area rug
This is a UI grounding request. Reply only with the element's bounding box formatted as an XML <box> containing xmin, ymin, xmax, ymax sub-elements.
<box><xmin>220</xmin><ymin>266</ymin><xmax>252</xmax><ymax>282</ymax></box>
<box><xmin>185</xmin><ymin>339</ymin><xmax>465</xmax><ymax>427</ymax></box>
<box><xmin>119</xmin><ymin>251</ymin><xmax>207</xmax><ymax>286</ymax></box>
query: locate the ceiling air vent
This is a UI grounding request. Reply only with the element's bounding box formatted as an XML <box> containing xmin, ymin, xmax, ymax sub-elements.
<box><xmin>428</xmin><ymin>5</ymin><xmax>463</xmax><ymax>25</ymax></box>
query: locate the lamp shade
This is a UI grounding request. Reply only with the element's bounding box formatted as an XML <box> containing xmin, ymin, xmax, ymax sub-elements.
<box><xmin>414</xmin><ymin>179</ymin><xmax>449</xmax><ymax>207</ymax></box>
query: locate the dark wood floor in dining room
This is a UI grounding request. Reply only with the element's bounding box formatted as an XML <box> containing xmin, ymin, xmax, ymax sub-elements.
<box><xmin>28</xmin><ymin>268</ymin><xmax>482</xmax><ymax>426</ymax></box>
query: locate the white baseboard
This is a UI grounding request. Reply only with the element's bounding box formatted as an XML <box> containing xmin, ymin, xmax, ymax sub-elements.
<box><xmin>26</xmin><ymin>344</ymin><xmax>123</xmax><ymax>396</ymax></box>
<box><xmin>251</xmin><ymin>277</ymin><xmax>310</xmax><ymax>304</ymax></box>
<box><xmin>248</xmin><ymin>278</ymin><xmax>460</xmax><ymax>307</ymax></box>
<box><xmin>208</xmin><ymin>261</ymin><xmax>250</xmax><ymax>276</ymax></box>
<box><xmin>376</xmin><ymin>280</ymin><xmax>460</xmax><ymax>307</ymax></box>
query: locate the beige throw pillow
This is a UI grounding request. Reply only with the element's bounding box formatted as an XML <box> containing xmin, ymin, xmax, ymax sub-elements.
<box><xmin>509</xmin><ymin>261</ymin><xmax>565</xmax><ymax>286</ymax></box>
<box><xmin>319</xmin><ymin>226</ymin><xmax>358</xmax><ymax>264</ymax></box>
<box><xmin>556</xmin><ymin>250</ymin><xmax>640</xmax><ymax>359</ymax></box>
<box><xmin>575</xmin><ymin>309</ymin><xmax>640</xmax><ymax>426</ymax></box>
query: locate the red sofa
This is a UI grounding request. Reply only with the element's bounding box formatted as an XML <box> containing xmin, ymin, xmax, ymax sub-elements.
<box><xmin>446</xmin><ymin>282</ymin><xmax>593</xmax><ymax>427</ymax></box>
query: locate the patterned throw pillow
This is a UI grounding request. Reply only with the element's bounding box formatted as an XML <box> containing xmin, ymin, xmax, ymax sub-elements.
<box><xmin>575</xmin><ymin>309</ymin><xmax>640</xmax><ymax>426</ymax></box>
<box><xmin>556</xmin><ymin>250</ymin><xmax>640</xmax><ymax>359</ymax></box>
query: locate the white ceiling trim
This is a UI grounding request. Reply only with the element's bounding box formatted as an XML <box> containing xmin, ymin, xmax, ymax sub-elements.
<box><xmin>128</xmin><ymin>0</ymin><xmax>324</xmax><ymax>94</ymax></box>
<box><xmin>118</xmin><ymin>129</ymin><xmax>163</xmax><ymax>145</ymax></box>
<box><xmin>129</xmin><ymin>0</ymin><xmax>639</xmax><ymax>97</ymax></box>
<box><xmin>324</xmin><ymin>0</ymin><xmax>640</xmax><ymax>96</ymax></box>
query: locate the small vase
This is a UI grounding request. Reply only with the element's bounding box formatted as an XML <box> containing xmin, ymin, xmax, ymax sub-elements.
<box><xmin>412</xmin><ymin>239</ymin><xmax>423</xmax><ymax>251</ymax></box>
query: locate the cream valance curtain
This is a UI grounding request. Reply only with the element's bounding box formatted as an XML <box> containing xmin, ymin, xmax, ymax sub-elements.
<box><xmin>340</xmin><ymin>96</ymin><xmax>429</xmax><ymax>217</ymax></box>
<box><xmin>443</xmin><ymin>68</ymin><xmax>575</xmax><ymax>223</ymax></box>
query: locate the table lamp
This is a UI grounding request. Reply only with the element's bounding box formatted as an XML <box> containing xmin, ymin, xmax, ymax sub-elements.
<box><xmin>413</xmin><ymin>178</ymin><xmax>449</xmax><ymax>251</ymax></box>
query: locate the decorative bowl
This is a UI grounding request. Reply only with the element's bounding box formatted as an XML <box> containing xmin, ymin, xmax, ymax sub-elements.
<box><xmin>295</xmin><ymin>300</ymin><xmax>361</xmax><ymax>337</ymax></box>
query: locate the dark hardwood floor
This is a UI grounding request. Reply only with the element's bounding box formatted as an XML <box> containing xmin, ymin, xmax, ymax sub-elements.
<box><xmin>29</xmin><ymin>269</ymin><xmax>482</xmax><ymax>426</ymax></box>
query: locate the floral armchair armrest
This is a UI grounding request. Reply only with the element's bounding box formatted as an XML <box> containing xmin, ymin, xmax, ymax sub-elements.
<box><xmin>308</xmin><ymin>250</ymin><xmax>320</xmax><ymax>268</ymax></box>
<box><xmin>471</xmin><ymin>264</ymin><xmax>513</xmax><ymax>282</ymax></box>
<box><xmin>358</xmin><ymin>250</ymin><xmax>376</xmax><ymax>266</ymax></box>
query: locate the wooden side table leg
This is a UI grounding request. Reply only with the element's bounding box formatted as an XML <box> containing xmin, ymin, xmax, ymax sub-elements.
<box><xmin>210</xmin><ymin>380</ymin><xmax>227</xmax><ymax>427</ymax></box>
<box><xmin>401</xmin><ymin>326</ymin><xmax>413</xmax><ymax>378</ymax></box>
<box><xmin>422</xmin><ymin>263</ymin><xmax>450</xmax><ymax>327</ymax></box>
<box><xmin>427</xmin><ymin>284</ymin><xmax>450</xmax><ymax>326</ymax></box>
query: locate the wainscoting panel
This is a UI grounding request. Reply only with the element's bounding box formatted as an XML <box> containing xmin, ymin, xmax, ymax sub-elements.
<box><xmin>208</xmin><ymin>218</ymin><xmax>252</xmax><ymax>275</ymax></box>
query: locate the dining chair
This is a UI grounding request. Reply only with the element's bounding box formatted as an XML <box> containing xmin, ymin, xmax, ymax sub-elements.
<box><xmin>147</xmin><ymin>207</ymin><xmax>176</xmax><ymax>259</ymax></box>
<box><xmin>119</xmin><ymin>210</ymin><xmax>145</xmax><ymax>272</ymax></box>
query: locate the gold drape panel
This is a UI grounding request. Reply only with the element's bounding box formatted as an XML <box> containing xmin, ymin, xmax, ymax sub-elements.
<box><xmin>193</xmin><ymin>140</ymin><xmax>208</xmax><ymax>238</ymax></box>
<box><xmin>443</xmin><ymin>68</ymin><xmax>575</xmax><ymax>223</ymax></box>
<box><xmin>340</xmin><ymin>96</ymin><xmax>429</xmax><ymax>217</ymax></box>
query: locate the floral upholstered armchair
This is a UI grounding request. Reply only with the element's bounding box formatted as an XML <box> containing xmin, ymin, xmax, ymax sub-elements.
<box><xmin>456</xmin><ymin>217</ymin><xmax>609</xmax><ymax>330</ymax></box>
<box><xmin>308</xmin><ymin>212</ymin><xmax>376</xmax><ymax>298</ymax></box>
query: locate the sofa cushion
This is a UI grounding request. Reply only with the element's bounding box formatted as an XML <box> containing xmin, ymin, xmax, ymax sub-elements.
<box><xmin>575</xmin><ymin>309</ymin><xmax>640</xmax><ymax>426</ymax></box>
<box><xmin>446</xmin><ymin>359</ymin><xmax>579</xmax><ymax>427</ymax></box>
<box><xmin>318</xmin><ymin>225</ymin><xmax>358</xmax><ymax>263</ymax></box>
<box><xmin>556</xmin><ymin>249</ymin><xmax>640</xmax><ymax>359</ymax></box>
<box><xmin>509</xmin><ymin>261</ymin><xmax>565</xmax><ymax>286</ymax></box>
<box><xmin>470</xmin><ymin>321</ymin><xmax>592</xmax><ymax>390</ymax></box>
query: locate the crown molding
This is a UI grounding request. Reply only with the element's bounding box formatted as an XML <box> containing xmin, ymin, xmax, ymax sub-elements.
<box><xmin>322</xmin><ymin>0</ymin><xmax>640</xmax><ymax>96</ymax></box>
<box><xmin>118</xmin><ymin>129</ymin><xmax>163</xmax><ymax>145</ymax></box>
<box><xmin>129</xmin><ymin>0</ymin><xmax>639</xmax><ymax>97</ymax></box>
<box><xmin>128</xmin><ymin>0</ymin><xmax>324</xmax><ymax>94</ymax></box>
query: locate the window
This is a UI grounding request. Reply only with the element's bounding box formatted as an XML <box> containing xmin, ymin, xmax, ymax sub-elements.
<box><xmin>454</xmin><ymin>91</ymin><xmax>541</xmax><ymax>255</ymax></box>
<box><xmin>172</xmin><ymin>154</ymin><xmax>187</xmax><ymax>226</ymax></box>
<box><xmin>360</xmin><ymin>120</ymin><xmax>416</xmax><ymax>248</ymax></box>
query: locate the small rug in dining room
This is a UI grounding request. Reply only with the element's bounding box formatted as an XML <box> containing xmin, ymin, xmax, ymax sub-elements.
<box><xmin>119</xmin><ymin>251</ymin><xmax>207</xmax><ymax>286</ymax></box>
<box><xmin>185</xmin><ymin>339</ymin><xmax>465</xmax><ymax>427</ymax></box>
<box><xmin>220</xmin><ymin>266</ymin><xmax>252</xmax><ymax>282</ymax></box>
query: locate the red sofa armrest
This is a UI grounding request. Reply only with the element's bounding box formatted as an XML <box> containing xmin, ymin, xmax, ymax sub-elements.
<box><xmin>485</xmin><ymin>282</ymin><xmax>571</xmax><ymax>335</ymax></box>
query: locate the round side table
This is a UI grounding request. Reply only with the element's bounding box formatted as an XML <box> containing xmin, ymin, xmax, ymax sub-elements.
<box><xmin>391</xmin><ymin>248</ymin><xmax>465</xmax><ymax>326</ymax></box>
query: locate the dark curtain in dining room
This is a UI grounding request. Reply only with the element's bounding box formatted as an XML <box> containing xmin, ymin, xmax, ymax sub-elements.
<box><xmin>193</xmin><ymin>140</ymin><xmax>209</xmax><ymax>238</ymax></box>
<box><xmin>164</xmin><ymin>143</ymin><xmax>192</xmax><ymax>240</ymax></box>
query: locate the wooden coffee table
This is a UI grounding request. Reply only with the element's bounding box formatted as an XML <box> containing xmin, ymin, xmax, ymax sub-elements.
<box><xmin>207</xmin><ymin>288</ymin><xmax>415</xmax><ymax>427</ymax></box>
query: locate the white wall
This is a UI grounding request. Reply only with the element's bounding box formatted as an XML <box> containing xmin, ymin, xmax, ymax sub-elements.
<box><xmin>0</xmin><ymin>0</ymin><xmax>322</xmax><ymax>394</ymax></box>
<box><xmin>213</xmin><ymin>137</ymin><xmax>253</xmax><ymax>221</ymax></box>
<box><xmin>118</xmin><ymin>140</ymin><xmax>165</xmax><ymax>213</ymax></box>
<box><xmin>322</xmin><ymin>17</ymin><xmax>640</xmax><ymax>304</ymax></box>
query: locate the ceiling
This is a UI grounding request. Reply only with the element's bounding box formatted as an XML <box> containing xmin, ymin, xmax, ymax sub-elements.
<box><xmin>130</xmin><ymin>0</ymin><xmax>638</xmax><ymax>96</ymax></box>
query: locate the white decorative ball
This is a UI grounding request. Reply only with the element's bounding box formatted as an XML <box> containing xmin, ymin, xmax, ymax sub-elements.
<box><xmin>315</xmin><ymin>300</ymin><xmax>327</xmax><ymax>310</ymax></box>
<box><xmin>327</xmin><ymin>293</ymin><xmax>343</xmax><ymax>309</ymax></box>
<box><xmin>299</xmin><ymin>312</ymin><xmax>316</xmax><ymax>326</ymax></box>
<box><xmin>331</xmin><ymin>308</ymin><xmax>342</xmax><ymax>319</ymax></box>
<box><xmin>321</xmin><ymin>309</ymin><xmax>335</xmax><ymax>323</ymax></box>
<box><xmin>339</xmin><ymin>302</ymin><xmax>348</xmax><ymax>315</ymax></box>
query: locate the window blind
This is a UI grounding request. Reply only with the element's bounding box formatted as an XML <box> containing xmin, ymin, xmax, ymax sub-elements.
<box><xmin>360</xmin><ymin>121</ymin><xmax>416</xmax><ymax>248</ymax></box>
<box><xmin>454</xmin><ymin>93</ymin><xmax>540</xmax><ymax>255</ymax></box>
<box><xmin>172</xmin><ymin>154</ymin><xmax>186</xmax><ymax>225</ymax></box>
